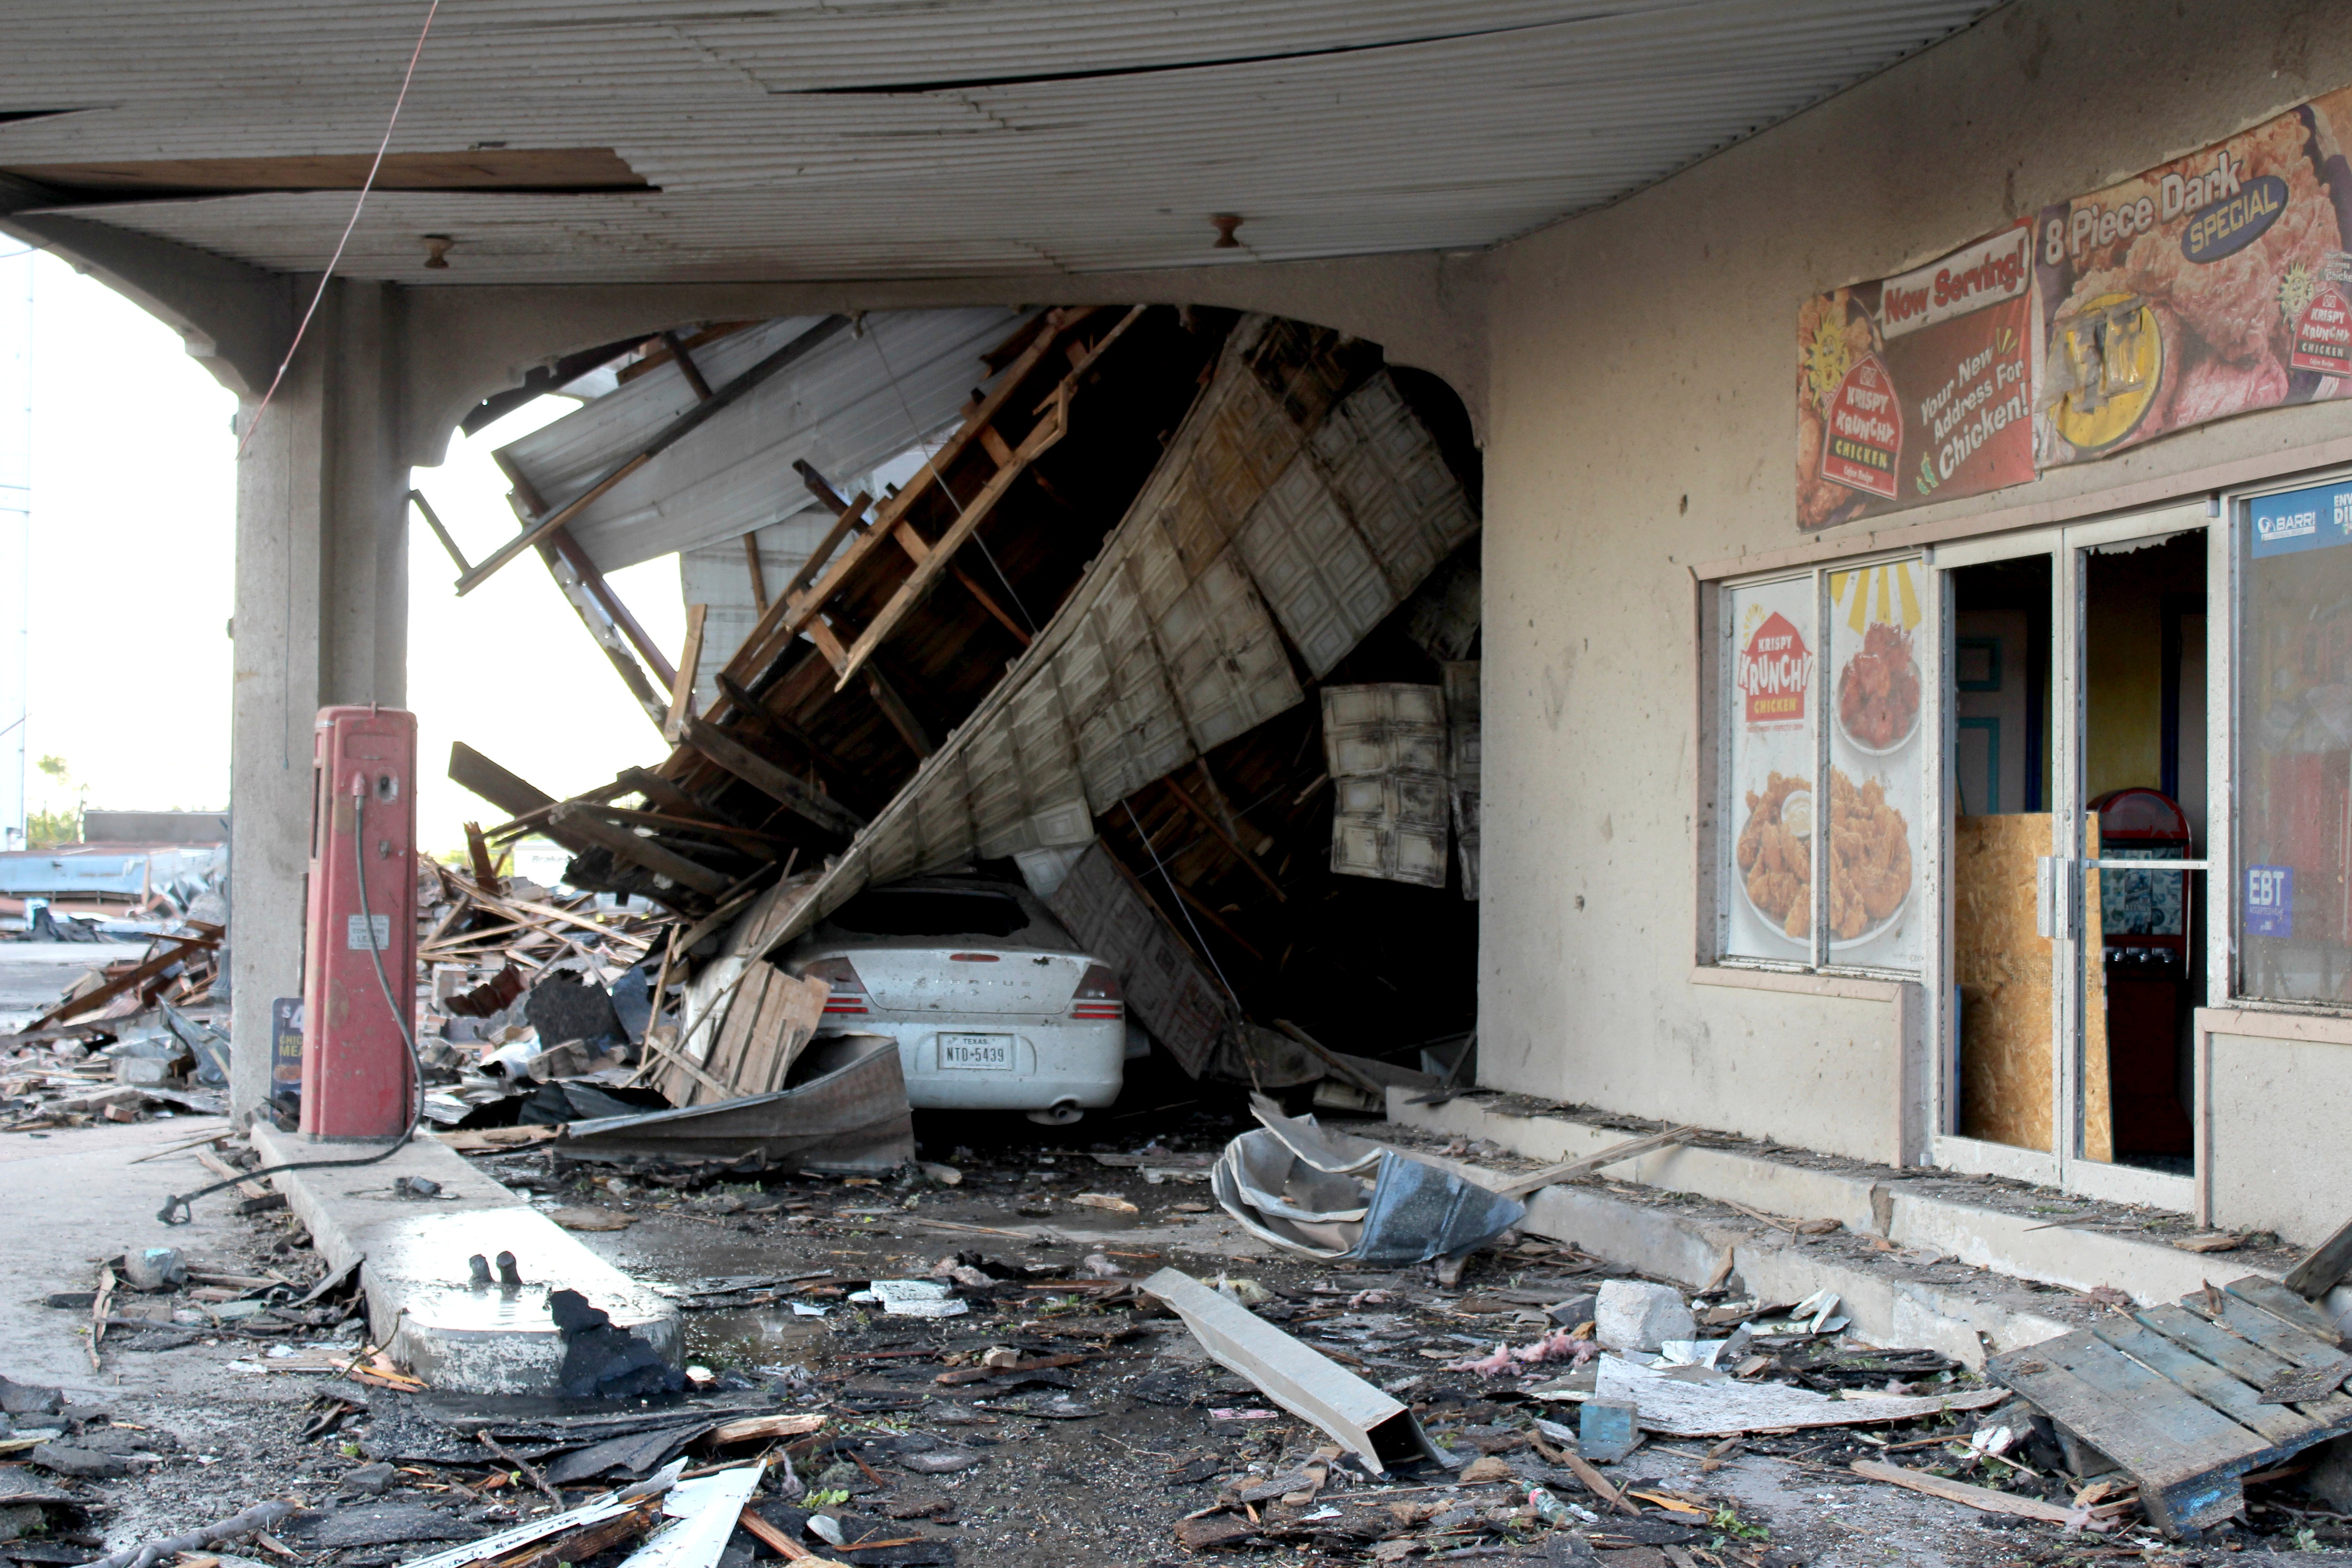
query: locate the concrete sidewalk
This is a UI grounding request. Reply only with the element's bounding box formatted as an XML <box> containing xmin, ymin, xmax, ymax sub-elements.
<box><xmin>0</xmin><ymin>1114</ymin><xmax>240</xmax><ymax>1399</ymax></box>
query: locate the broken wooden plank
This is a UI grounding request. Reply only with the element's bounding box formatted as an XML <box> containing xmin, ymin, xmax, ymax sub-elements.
<box><xmin>862</xmin><ymin>666</ymin><xmax>934</xmax><ymax>759</ymax></box>
<box><xmin>19</xmin><ymin>937</ymin><xmax>206</xmax><ymax>1033</ymax></box>
<box><xmin>663</xmin><ymin>603</ymin><xmax>707</xmax><ymax>744</ymax></box>
<box><xmin>1591</xmin><ymin>1354</ymin><xmax>2006</xmax><ymax>1439</ymax></box>
<box><xmin>1491</xmin><ymin>1125</ymin><xmax>1700</xmax><ymax>1200</ymax></box>
<box><xmin>1848</xmin><ymin>1461</ymin><xmax>2079</xmax><ymax>1524</ymax></box>
<box><xmin>830</xmin><ymin>378</ymin><xmax>1072</xmax><ymax>689</ymax></box>
<box><xmin>547</xmin><ymin>804</ymin><xmax>734</xmax><ymax>897</ymax></box>
<box><xmin>1164</xmin><ymin>774</ymin><xmax>1285</xmax><ymax>902</ymax></box>
<box><xmin>661</xmin><ymin>329</ymin><xmax>715</xmax><ymax>402</ymax></box>
<box><xmin>735</xmin><ymin>309</ymin><xmax>1093</xmax><ymax>677</ymax></box>
<box><xmin>680</xmin><ymin>717</ymin><xmax>866</xmax><ymax>838</ymax></box>
<box><xmin>2285</xmin><ymin>1215</ymin><xmax>2352</xmax><ymax>1301</ymax></box>
<box><xmin>743</xmin><ymin>533</ymin><xmax>769</xmax><ymax>614</ymax></box>
<box><xmin>459</xmin><ymin>316</ymin><xmax>852</xmax><ymax>595</ymax></box>
<box><xmin>408</xmin><ymin>488</ymin><xmax>470</xmax><ymax>574</ymax></box>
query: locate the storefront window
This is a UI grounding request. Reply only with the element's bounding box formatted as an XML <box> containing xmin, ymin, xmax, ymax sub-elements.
<box><xmin>1721</xmin><ymin>558</ymin><xmax>1931</xmax><ymax>974</ymax></box>
<box><xmin>2237</xmin><ymin>479</ymin><xmax>2352</xmax><ymax>1004</ymax></box>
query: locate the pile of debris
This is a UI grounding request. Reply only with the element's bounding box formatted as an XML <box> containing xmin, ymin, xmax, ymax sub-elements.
<box><xmin>405</xmin><ymin>856</ymin><xmax>679</xmax><ymax>1136</ymax></box>
<box><xmin>2</xmin><ymin>923</ymin><xmax>228</xmax><ymax>1130</ymax></box>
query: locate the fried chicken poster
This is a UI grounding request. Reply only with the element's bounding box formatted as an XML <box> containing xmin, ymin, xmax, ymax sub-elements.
<box><xmin>1798</xmin><ymin>224</ymin><xmax>2038</xmax><ymax>531</ymax></box>
<box><xmin>2036</xmin><ymin>87</ymin><xmax>2352</xmax><ymax>465</ymax></box>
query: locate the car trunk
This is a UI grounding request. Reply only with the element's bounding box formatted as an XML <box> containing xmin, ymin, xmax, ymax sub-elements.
<box><xmin>847</xmin><ymin>947</ymin><xmax>1090</xmax><ymax>1014</ymax></box>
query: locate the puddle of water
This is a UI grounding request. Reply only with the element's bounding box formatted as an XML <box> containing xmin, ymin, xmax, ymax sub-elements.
<box><xmin>682</xmin><ymin>1306</ymin><xmax>831</xmax><ymax>1370</ymax></box>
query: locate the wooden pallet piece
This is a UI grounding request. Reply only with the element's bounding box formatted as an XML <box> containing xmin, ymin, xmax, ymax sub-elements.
<box><xmin>2207</xmin><ymin>1294</ymin><xmax>2348</xmax><ymax>1371</ymax></box>
<box><xmin>2135</xmin><ymin>1302</ymin><xmax>2295</xmax><ymax>1386</ymax></box>
<box><xmin>2089</xmin><ymin>1321</ymin><xmax>2316</xmax><ymax>1446</ymax></box>
<box><xmin>1997</xmin><ymin>1277</ymin><xmax>2352</xmax><ymax>1534</ymax></box>
<box><xmin>2225</xmin><ymin>1276</ymin><xmax>2345</xmax><ymax>1340</ymax></box>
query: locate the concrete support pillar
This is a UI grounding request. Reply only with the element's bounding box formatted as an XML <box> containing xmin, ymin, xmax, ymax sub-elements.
<box><xmin>228</xmin><ymin>280</ymin><xmax>408</xmax><ymax>1122</ymax></box>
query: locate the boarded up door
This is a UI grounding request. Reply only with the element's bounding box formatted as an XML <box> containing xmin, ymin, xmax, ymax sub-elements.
<box><xmin>1955</xmin><ymin>813</ymin><xmax>2111</xmax><ymax>1159</ymax></box>
<box><xmin>1955</xmin><ymin>814</ymin><xmax>2053</xmax><ymax>1151</ymax></box>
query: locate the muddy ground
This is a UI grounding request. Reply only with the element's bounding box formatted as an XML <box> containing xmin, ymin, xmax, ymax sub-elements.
<box><xmin>6</xmin><ymin>1103</ymin><xmax>2352</xmax><ymax>1568</ymax></box>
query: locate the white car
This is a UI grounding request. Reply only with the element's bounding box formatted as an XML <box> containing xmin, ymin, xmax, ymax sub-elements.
<box><xmin>785</xmin><ymin>876</ymin><xmax>1126</xmax><ymax>1124</ymax></box>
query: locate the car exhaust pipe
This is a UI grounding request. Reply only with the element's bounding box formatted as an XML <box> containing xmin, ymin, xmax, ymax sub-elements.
<box><xmin>1025</xmin><ymin>1099</ymin><xmax>1084</xmax><ymax>1127</ymax></box>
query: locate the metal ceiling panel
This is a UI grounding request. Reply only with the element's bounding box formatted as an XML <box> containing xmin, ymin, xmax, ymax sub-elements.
<box><xmin>1239</xmin><ymin>455</ymin><xmax>1394</xmax><ymax>678</ymax></box>
<box><xmin>1311</xmin><ymin>374</ymin><xmax>1480</xmax><ymax>598</ymax></box>
<box><xmin>1</xmin><ymin>3</ymin><xmax>1993</xmax><ymax>285</ymax></box>
<box><xmin>1045</xmin><ymin>840</ymin><xmax>1230</xmax><ymax>1077</ymax></box>
<box><xmin>1324</xmin><ymin>684</ymin><xmax>1452</xmax><ymax>888</ymax></box>
<box><xmin>1241</xmin><ymin>372</ymin><xmax>1477</xmax><ymax>677</ymax></box>
<box><xmin>492</xmin><ymin>307</ymin><xmax>1027</xmax><ymax>572</ymax></box>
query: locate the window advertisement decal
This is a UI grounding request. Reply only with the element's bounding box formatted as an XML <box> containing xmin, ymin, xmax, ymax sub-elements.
<box><xmin>1825</xmin><ymin>561</ymin><xmax>1928</xmax><ymax>972</ymax></box>
<box><xmin>2239</xmin><ymin>489</ymin><xmax>2352</xmax><ymax>1002</ymax></box>
<box><xmin>1725</xmin><ymin>578</ymin><xmax>1817</xmax><ymax>960</ymax></box>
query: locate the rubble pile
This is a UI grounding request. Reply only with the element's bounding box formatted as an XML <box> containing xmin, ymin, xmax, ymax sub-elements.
<box><xmin>407</xmin><ymin>857</ymin><xmax>680</xmax><ymax>1137</ymax></box>
<box><xmin>1</xmin><ymin>924</ymin><xmax>228</xmax><ymax>1130</ymax></box>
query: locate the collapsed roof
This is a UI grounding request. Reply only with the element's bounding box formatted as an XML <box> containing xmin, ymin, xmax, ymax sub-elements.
<box><xmin>455</xmin><ymin>307</ymin><xmax>1487</xmax><ymax>1083</ymax></box>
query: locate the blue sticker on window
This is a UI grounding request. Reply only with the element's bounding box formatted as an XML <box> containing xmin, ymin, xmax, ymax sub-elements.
<box><xmin>2250</xmin><ymin>482</ymin><xmax>2352</xmax><ymax>557</ymax></box>
<box><xmin>2246</xmin><ymin>864</ymin><xmax>2294</xmax><ymax>937</ymax></box>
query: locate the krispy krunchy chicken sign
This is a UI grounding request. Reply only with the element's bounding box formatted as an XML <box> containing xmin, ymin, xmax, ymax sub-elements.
<box><xmin>1798</xmin><ymin>224</ymin><xmax>2038</xmax><ymax>530</ymax></box>
<box><xmin>1797</xmin><ymin>83</ymin><xmax>2352</xmax><ymax>528</ymax></box>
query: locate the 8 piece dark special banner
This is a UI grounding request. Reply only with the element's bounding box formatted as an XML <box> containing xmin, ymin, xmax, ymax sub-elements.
<box><xmin>1798</xmin><ymin>223</ymin><xmax>2038</xmax><ymax>531</ymax></box>
<box><xmin>2035</xmin><ymin>85</ymin><xmax>2352</xmax><ymax>466</ymax></box>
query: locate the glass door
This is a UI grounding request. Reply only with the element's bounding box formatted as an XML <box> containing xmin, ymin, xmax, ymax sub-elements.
<box><xmin>1935</xmin><ymin>505</ymin><xmax>2210</xmax><ymax>1209</ymax></box>
<box><xmin>2053</xmin><ymin>509</ymin><xmax>2209</xmax><ymax>1209</ymax></box>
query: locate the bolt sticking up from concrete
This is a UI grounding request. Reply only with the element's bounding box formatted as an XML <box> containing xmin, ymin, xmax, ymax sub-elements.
<box><xmin>496</xmin><ymin>1251</ymin><xmax>521</xmax><ymax>1289</ymax></box>
<box><xmin>467</xmin><ymin>1254</ymin><xmax>492</xmax><ymax>1287</ymax></box>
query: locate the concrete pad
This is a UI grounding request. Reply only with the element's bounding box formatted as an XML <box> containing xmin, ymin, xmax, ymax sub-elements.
<box><xmin>0</xmin><ymin>1113</ymin><xmax>239</xmax><ymax>1398</ymax></box>
<box><xmin>250</xmin><ymin>1125</ymin><xmax>678</xmax><ymax>1394</ymax></box>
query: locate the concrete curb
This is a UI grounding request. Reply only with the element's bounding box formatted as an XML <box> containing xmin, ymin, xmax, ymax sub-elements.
<box><xmin>251</xmin><ymin>1125</ymin><xmax>679</xmax><ymax>1393</ymax></box>
<box><xmin>1390</xmin><ymin>1091</ymin><xmax>2278</xmax><ymax>1307</ymax></box>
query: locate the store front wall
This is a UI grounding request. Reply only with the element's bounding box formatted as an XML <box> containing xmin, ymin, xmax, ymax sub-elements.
<box><xmin>1469</xmin><ymin>0</ymin><xmax>2352</xmax><ymax>1244</ymax></box>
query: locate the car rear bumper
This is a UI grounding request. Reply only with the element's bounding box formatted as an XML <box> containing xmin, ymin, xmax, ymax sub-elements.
<box><xmin>817</xmin><ymin>1017</ymin><xmax>1125</xmax><ymax>1111</ymax></box>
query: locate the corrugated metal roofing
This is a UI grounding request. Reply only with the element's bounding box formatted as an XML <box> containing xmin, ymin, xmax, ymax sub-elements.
<box><xmin>0</xmin><ymin>1</ymin><xmax>1993</xmax><ymax>283</ymax></box>
<box><xmin>496</xmin><ymin>306</ymin><xmax>1027</xmax><ymax>572</ymax></box>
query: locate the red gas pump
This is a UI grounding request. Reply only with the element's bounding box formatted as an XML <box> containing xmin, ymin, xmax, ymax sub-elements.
<box><xmin>300</xmin><ymin>706</ymin><xmax>419</xmax><ymax>1141</ymax></box>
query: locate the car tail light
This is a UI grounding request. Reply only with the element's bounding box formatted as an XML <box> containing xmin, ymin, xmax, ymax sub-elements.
<box><xmin>947</xmin><ymin>952</ymin><xmax>1000</xmax><ymax>962</ymax></box>
<box><xmin>1069</xmin><ymin>962</ymin><xmax>1123</xmax><ymax>1021</ymax></box>
<box><xmin>800</xmin><ymin>956</ymin><xmax>868</xmax><ymax>1016</ymax></box>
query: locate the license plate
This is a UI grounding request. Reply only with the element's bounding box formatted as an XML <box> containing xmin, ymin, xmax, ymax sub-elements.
<box><xmin>938</xmin><ymin>1033</ymin><xmax>1014</xmax><ymax>1070</ymax></box>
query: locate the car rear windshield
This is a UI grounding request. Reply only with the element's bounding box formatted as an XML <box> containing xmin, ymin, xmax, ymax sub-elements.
<box><xmin>828</xmin><ymin>888</ymin><xmax>1031</xmax><ymax>939</ymax></box>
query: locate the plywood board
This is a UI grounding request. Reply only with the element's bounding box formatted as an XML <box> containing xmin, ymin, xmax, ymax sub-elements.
<box><xmin>1955</xmin><ymin>813</ymin><xmax>2053</xmax><ymax>1151</ymax></box>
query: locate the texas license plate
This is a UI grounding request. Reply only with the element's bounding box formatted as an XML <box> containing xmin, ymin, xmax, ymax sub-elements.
<box><xmin>938</xmin><ymin>1033</ymin><xmax>1014</xmax><ymax>1069</ymax></box>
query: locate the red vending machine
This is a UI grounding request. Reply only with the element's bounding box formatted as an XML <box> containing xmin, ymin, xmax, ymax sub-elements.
<box><xmin>300</xmin><ymin>706</ymin><xmax>418</xmax><ymax>1140</ymax></box>
<box><xmin>2089</xmin><ymin>787</ymin><xmax>2194</xmax><ymax>1157</ymax></box>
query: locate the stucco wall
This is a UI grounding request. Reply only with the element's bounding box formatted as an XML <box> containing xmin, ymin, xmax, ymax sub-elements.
<box><xmin>2208</xmin><ymin>1029</ymin><xmax>2352</xmax><ymax>1246</ymax></box>
<box><xmin>1474</xmin><ymin>0</ymin><xmax>2352</xmax><ymax>1164</ymax></box>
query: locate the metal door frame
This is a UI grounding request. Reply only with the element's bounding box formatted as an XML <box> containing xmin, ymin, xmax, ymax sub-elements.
<box><xmin>1927</xmin><ymin>504</ymin><xmax>2208</xmax><ymax>1213</ymax></box>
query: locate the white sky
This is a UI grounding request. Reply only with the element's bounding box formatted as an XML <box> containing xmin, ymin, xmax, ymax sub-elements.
<box><xmin>22</xmin><ymin>252</ymin><xmax>685</xmax><ymax>853</ymax></box>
